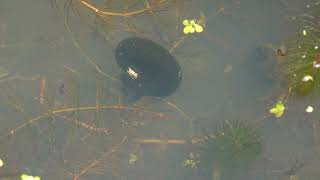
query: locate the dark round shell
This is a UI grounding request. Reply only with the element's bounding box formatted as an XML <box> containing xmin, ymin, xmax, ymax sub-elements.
<box><xmin>115</xmin><ymin>37</ymin><xmax>182</xmax><ymax>100</ymax></box>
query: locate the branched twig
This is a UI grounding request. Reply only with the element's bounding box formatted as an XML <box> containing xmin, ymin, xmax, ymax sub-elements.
<box><xmin>55</xmin><ymin>114</ymin><xmax>112</xmax><ymax>135</ymax></box>
<box><xmin>63</xmin><ymin>9</ymin><xmax>117</xmax><ymax>81</ymax></box>
<box><xmin>72</xmin><ymin>136</ymin><xmax>127</xmax><ymax>180</ymax></box>
<box><xmin>4</xmin><ymin>104</ymin><xmax>168</xmax><ymax>138</ymax></box>
<box><xmin>134</xmin><ymin>138</ymin><xmax>201</xmax><ymax>145</ymax></box>
<box><xmin>79</xmin><ymin>0</ymin><xmax>151</xmax><ymax>17</ymax></box>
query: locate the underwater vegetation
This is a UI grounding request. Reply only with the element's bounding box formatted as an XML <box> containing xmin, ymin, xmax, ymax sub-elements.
<box><xmin>201</xmin><ymin>120</ymin><xmax>262</xmax><ymax>171</ymax></box>
<box><xmin>280</xmin><ymin>2</ymin><xmax>320</xmax><ymax>96</ymax></box>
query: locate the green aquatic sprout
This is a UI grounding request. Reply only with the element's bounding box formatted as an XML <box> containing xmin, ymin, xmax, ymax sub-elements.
<box><xmin>201</xmin><ymin>120</ymin><xmax>262</xmax><ymax>170</ymax></box>
<box><xmin>269</xmin><ymin>101</ymin><xmax>285</xmax><ymax>118</ymax></box>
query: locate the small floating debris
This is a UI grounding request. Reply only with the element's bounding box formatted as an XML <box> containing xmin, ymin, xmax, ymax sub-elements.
<box><xmin>276</xmin><ymin>45</ymin><xmax>287</xmax><ymax>56</ymax></box>
<box><xmin>306</xmin><ymin>105</ymin><xmax>314</xmax><ymax>113</ymax></box>
<box><xmin>302</xmin><ymin>29</ymin><xmax>307</xmax><ymax>36</ymax></box>
<box><xmin>313</xmin><ymin>61</ymin><xmax>320</xmax><ymax>68</ymax></box>
<box><xmin>127</xmin><ymin>67</ymin><xmax>139</xmax><ymax>79</ymax></box>
<box><xmin>313</xmin><ymin>54</ymin><xmax>320</xmax><ymax>68</ymax></box>
<box><xmin>302</xmin><ymin>75</ymin><xmax>313</xmax><ymax>82</ymax></box>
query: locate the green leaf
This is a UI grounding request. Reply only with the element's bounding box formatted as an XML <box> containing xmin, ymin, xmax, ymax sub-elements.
<box><xmin>269</xmin><ymin>101</ymin><xmax>285</xmax><ymax>118</ymax></box>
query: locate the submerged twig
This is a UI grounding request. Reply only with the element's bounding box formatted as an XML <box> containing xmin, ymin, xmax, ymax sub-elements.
<box><xmin>72</xmin><ymin>136</ymin><xmax>127</xmax><ymax>180</ymax></box>
<box><xmin>169</xmin><ymin>35</ymin><xmax>188</xmax><ymax>54</ymax></box>
<box><xmin>4</xmin><ymin>104</ymin><xmax>168</xmax><ymax>138</ymax></box>
<box><xmin>79</xmin><ymin>0</ymin><xmax>151</xmax><ymax>17</ymax></box>
<box><xmin>63</xmin><ymin>11</ymin><xmax>117</xmax><ymax>81</ymax></box>
<box><xmin>134</xmin><ymin>138</ymin><xmax>200</xmax><ymax>145</ymax></box>
<box><xmin>39</xmin><ymin>76</ymin><xmax>46</xmax><ymax>105</ymax></box>
<box><xmin>55</xmin><ymin>114</ymin><xmax>111</xmax><ymax>135</ymax></box>
<box><xmin>161</xmin><ymin>99</ymin><xmax>195</xmax><ymax>137</ymax></box>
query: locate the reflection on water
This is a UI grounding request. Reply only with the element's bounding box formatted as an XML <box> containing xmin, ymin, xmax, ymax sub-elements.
<box><xmin>0</xmin><ymin>0</ymin><xmax>319</xmax><ymax>180</ymax></box>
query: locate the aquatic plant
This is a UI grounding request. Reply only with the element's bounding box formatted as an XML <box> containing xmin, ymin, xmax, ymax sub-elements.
<box><xmin>280</xmin><ymin>2</ymin><xmax>320</xmax><ymax>96</ymax></box>
<box><xmin>269</xmin><ymin>101</ymin><xmax>285</xmax><ymax>118</ymax></box>
<box><xmin>182</xmin><ymin>19</ymin><xmax>204</xmax><ymax>34</ymax></box>
<box><xmin>201</xmin><ymin>120</ymin><xmax>262</xmax><ymax>170</ymax></box>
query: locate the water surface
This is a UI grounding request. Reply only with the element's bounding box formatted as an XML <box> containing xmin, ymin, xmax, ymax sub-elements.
<box><xmin>0</xmin><ymin>0</ymin><xmax>318</xmax><ymax>180</ymax></box>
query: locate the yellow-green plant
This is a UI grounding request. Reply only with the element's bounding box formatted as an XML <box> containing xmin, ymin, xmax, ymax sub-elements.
<box><xmin>269</xmin><ymin>101</ymin><xmax>285</xmax><ymax>118</ymax></box>
<box><xmin>182</xmin><ymin>19</ymin><xmax>204</xmax><ymax>34</ymax></box>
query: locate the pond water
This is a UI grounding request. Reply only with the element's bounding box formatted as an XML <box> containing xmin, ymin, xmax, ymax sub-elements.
<box><xmin>0</xmin><ymin>0</ymin><xmax>319</xmax><ymax>180</ymax></box>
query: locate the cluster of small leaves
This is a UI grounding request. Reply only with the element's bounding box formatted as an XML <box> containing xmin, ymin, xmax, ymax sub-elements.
<box><xmin>269</xmin><ymin>101</ymin><xmax>285</xmax><ymax>118</ymax></box>
<box><xmin>201</xmin><ymin>120</ymin><xmax>262</xmax><ymax>170</ymax></box>
<box><xmin>182</xmin><ymin>19</ymin><xmax>203</xmax><ymax>34</ymax></box>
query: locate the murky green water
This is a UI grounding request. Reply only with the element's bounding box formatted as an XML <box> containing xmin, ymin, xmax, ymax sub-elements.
<box><xmin>1</xmin><ymin>0</ymin><xmax>319</xmax><ymax>180</ymax></box>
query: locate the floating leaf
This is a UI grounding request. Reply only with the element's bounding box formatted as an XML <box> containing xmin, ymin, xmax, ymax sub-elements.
<box><xmin>189</xmin><ymin>26</ymin><xmax>195</xmax><ymax>33</ymax></box>
<box><xmin>182</xmin><ymin>19</ymin><xmax>190</xmax><ymax>26</ymax></box>
<box><xmin>189</xmin><ymin>20</ymin><xmax>196</xmax><ymax>25</ymax></box>
<box><xmin>183</xmin><ymin>25</ymin><xmax>194</xmax><ymax>34</ymax></box>
<box><xmin>194</xmin><ymin>24</ymin><xmax>203</xmax><ymax>33</ymax></box>
<box><xmin>269</xmin><ymin>101</ymin><xmax>285</xmax><ymax>118</ymax></box>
